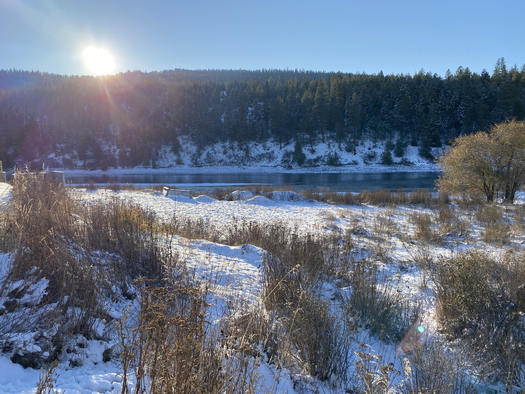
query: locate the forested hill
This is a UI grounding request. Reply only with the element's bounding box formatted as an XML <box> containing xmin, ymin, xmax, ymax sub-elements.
<box><xmin>1</xmin><ymin>59</ymin><xmax>524</xmax><ymax>169</ymax></box>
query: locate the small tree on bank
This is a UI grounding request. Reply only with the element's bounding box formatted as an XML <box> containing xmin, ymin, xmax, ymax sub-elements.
<box><xmin>437</xmin><ymin>120</ymin><xmax>525</xmax><ymax>203</ymax></box>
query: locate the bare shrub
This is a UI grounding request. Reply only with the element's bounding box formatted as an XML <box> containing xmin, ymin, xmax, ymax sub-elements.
<box><xmin>475</xmin><ymin>205</ymin><xmax>511</xmax><ymax>245</ymax></box>
<box><xmin>482</xmin><ymin>221</ymin><xmax>511</xmax><ymax>245</ymax></box>
<box><xmin>436</xmin><ymin>205</ymin><xmax>469</xmax><ymax>238</ymax></box>
<box><xmin>347</xmin><ymin>260</ymin><xmax>420</xmax><ymax>343</ymax></box>
<box><xmin>117</xmin><ymin>281</ymin><xmax>258</xmax><ymax>393</ymax></box>
<box><xmin>7</xmin><ymin>171</ymin><xmax>100</xmax><ymax>335</ymax></box>
<box><xmin>286</xmin><ymin>291</ymin><xmax>351</xmax><ymax>382</ymax></box>
<box><xmin>475</xmin><ymin>204</ymin><xmax>504</xmax><ymax>224</ymax></box>
<box><xmin>354</xmin><ymin>344</ymin><xmax>400</xmax><ymax>393</ymax></box>
<box><xmin>432</xmin><ymin>252</ymin><xmax>525</xmax><ymax>386</ymax></box>
<box><xmin>401</xmin><ymin>342</ymin><xmax>476</xmax><ymax>394</ymax></box>
<box><xmin>35</xmin><ymin>359</ymin><xmax>58</xmax><ymax>394</ymax></box>
<box><xmin>81</xmin><ymin>200</ymin><xmax>169</xmax><ymax>280</ymax></box>
<box><xmin>409</xmin><ymin>212</ymin><xmax>437</xmax><ymax>242</ymax></box>
<box><xmin>373</xmin><ymin>210</ymin><xmax>400</xmax><ymax>237</ymax></box>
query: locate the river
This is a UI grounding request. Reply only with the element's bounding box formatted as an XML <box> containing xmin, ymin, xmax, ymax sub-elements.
<box><xmin>66</xmin><ymin>171</ymin><xmax>440</xmax><ymax>192</ymax></box>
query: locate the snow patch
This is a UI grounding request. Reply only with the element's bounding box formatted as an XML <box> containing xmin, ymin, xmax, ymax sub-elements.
<box><xmin>0</xmin><ymin>183</ymin><xmax>12</xmax><ymax>205</ymax></box>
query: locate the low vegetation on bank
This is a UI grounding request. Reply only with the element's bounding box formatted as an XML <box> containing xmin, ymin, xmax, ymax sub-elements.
<box><xmin>0</xmin><ymin>171</ymin><xmax>524</xmax><ymax>391</ymax></box>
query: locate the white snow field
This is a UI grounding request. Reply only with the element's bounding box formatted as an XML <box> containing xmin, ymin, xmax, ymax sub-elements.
<box><xmin>0</xmin><ymin>183</ymin><xmax>523</xmax><ymax>392</ymax></box>
<box><xmin>0</xmin><ymin>182</ymin><xmax>11</xmax><ymax>205</ymax></box>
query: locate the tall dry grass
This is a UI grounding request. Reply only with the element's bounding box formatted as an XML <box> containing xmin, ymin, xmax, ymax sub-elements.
<box><xmin>432</xmin><ymin>251</ymin><xmax>525</xmax><ymax>387</ymax></box>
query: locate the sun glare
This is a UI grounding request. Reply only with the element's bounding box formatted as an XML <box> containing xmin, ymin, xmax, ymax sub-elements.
<box><xmin>82</xmin><ymin>46</ymin><xmax>116</xmax><ymax>76</ymax></box>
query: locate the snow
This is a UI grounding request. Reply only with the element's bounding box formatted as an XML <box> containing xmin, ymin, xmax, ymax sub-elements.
<box><xmin>0</xmin><ymin>182</ymin><xmax>12</xmax><ymax>205</ymax></box>
<box><xmin>171</xmin><ymin>237</ymin><xmax>265</xmax><ymax>321</ymax></box>
<box><xmin>266</xmin><ymin>190</ymin><xmax>307</xmax><ymax>202</ymax></box>
<box><xmin>0</xmin><ymin>351</ymin><xmax>125</xmax><ymax>394</ymax></box>
<box><xmin>228</xmin><ymin>189</ymin><xmax>254</xmax><ymax>200</ymax></box>
<box><xmin>193</xmin><ymin>194</ymin><xmax>216</xmax><ymax>203</ymax></box>
<box><xmin>0</xmin><ymin>184</ymin><xmax>522</xmax><ymax>392</ymax></box>
<box><xmin>74</xmin><ymin>189</ymin><xmax>340</xmax><ymax>234</ymax></box>
<box><xmin>54</xmin><ymin>137</ymin><xmax>441</xmax><ymax>174</ymax></box>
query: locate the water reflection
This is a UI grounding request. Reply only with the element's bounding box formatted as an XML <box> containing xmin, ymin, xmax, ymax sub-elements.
<box><xmin>67</xmin><ymin>171</ymin><xmax>439</xmax><ymax>192</ymax></box>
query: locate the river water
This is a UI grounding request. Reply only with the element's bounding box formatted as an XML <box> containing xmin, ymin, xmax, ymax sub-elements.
<box><xmin>66</xmin><ymin>171</ymin><xmax>440</xmax><ymax>192</ymax></box>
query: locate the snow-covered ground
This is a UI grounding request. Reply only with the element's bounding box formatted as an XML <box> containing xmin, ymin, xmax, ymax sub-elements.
<box><xmin>0</xmin><ymin>183</ymin><xmax>522</xmax><ymax>392</ymax></box>
<box><xmin>0</xmin><ymin>182</ymin><xmax>11</xmax><ymax>205</ymax></box>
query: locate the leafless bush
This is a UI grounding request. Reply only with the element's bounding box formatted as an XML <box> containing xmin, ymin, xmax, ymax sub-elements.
<box><xmin>117</xmin><ymin>281</ymin><xmax>258</xmax><ymax>393</ymax></box>
<box><xmin>475</xmin><ymin>204</ymin><xmax>504</xmax><ymax>224</ymax></box>
<box><xmin>475</xmin><ymin>205</ymin><xmax>511</xmax><ymax>245</ymax></box>
<box><xmin>373</xmin><ymin>210</ymin><xmax>400</xmax><ymax>237</ymax></box>
<box><xmin>432</xmin><ymin>251</ymin><xmax>525</xmax><ymax>386</ymax></box>
<box><xmin>436</xmin><ymin>205</ymin><xmax>469</xmax><ymax>238</ymax></box>
<box><xmin>409</xmin><ymin>212</ymin><xmax>438</xmax><ymax>242</ymax></box>
<box><xmin>80</xmin><ymin>200</ymin><xmax>171</xmax><ymax>280</ymax></box>
<box><xmin>401</xmin><ymin>342</ymin><xmax>476</xmax><ymax>394</ymax></box>
<box><xmin>7</xmin><ymin>171</ymin><xmax>100</xmax><ymax>335</ymax></box>
<box><xmin>347</xmin><ymin>260</ymin><xmax>420</xmax><ymax>343</ymax></box>
<box><xmin>35</xmin><ymin>360</ymin><xmax>58</xmax><ymax>394</ymax></box>
<box><xmin>483</xmin><ymin>222</ymin><xmax>511</xmax><ymax>245</ymax></box>
<box><xmin>289</xmin><ymin>291</ymin><xmax>351</xmax><ymax>382</ymax></box>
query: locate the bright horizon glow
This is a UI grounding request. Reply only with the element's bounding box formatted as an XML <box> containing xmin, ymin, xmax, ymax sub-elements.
<box><xmin>82</xmin><ymin>46</ymin><xmax>116</xmax><ymax>76</ymax></box>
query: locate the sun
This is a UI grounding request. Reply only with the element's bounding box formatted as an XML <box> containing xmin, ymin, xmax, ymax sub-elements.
<box><xmin>82</xmin><ymin>46</ymin><xmax>116</xmax><ymax>76</ymax></box>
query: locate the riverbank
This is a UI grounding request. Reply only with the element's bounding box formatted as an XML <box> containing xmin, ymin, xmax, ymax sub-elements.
<box><xmin>58</xmin><ymin>163</ymin><xmax>440</xmax><ymax>176</ymax></box>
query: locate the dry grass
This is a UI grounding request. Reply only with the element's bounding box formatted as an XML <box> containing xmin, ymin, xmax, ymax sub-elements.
<box><xmin>475</xmin><ymin>205</ymin><xmax>512</xmax><ymax>245</ymax></box>
<box><xmin>435</xmin><ymin>205</ymin><xmax>469</xmax><ymax>238</ymax></box>
<box><xmin>401</xmin><ymin>342</ymin><xmax>476</xmax><ymax>393</ymax></box>
<box><xmin>6</xmin><ymin>171</ymin><xmax>100</xmax><ymax>335</ymax></box>
<box><xmin>346</xmin><ymin>259</ymin><xmax>420</xmax><ymax>343</ymax></box>
<box><xmin>409</xmin><ymin>212</ymin><xmax>438</xmax><ymax>242</ymax></box>
<box><xmin>212</xmin><ymin>185</ymin><xmax>447</xmax><ymax>208</ymax></box>
<box><xmin>117</xmin><ymin>281</ymin><xmax>258</xmax><ymax>394</ymax></box>
<box><xmin>432</xmin><ymin>251</ymin><xmax>525</xmax><ymax>386</ymax></box>
<box><xmin>35</xmin><ymin>360</ymin><xmax>58</xmax><ymax>394</ymax></box>
<box><xmin>80</xmin><ymin>199</ymin><xmax>172</xmax><ymax>281</ymax></box>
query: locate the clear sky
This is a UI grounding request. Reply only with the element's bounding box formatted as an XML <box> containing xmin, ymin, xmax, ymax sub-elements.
<box><xmin>1</xmin><ymin>0</ymin><xmax>525</xmax><ymax>76</ymax></box>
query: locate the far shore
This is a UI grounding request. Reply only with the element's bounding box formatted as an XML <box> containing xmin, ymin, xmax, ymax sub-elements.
<box><xmin>55</xmin><ymin>164</ymin><xmax>440</xmax><ymax>176</ymax></box>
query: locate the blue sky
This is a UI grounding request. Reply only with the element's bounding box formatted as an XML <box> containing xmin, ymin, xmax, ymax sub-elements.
<box><xmin>1</xmin><ymin>0</ymin><xmax>524</xmax><ymax>75</ymax></box>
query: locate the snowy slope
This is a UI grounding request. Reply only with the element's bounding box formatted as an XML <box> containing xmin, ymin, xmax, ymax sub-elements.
<box><xmin>155</xmin><ymin>138</ymin><xmax>442</xmax><ymax>172</ymax></box>
<box><xmin>50</xmin><ymin>137</ymin><xmax>442</xmax><ymax>173</ymax></box>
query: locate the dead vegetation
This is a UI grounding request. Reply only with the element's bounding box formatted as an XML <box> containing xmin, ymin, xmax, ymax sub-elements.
<box><xmin>117</xmin><ymin>281</ymin><xmax>258</xmax><ymax>394</ymax></box>
<box><xmin>432</xmin><ymin>251</ymin><xmax>525</xmax><ymax>387</ymax></box>
<box><xmin>346</xmin><ymin>258</ymin><xmax>420</xmax><ymax>343</ymax></box>
<box><xmin>1</xmin><ymin>172</ymin><xmax>524</xmax><ymax>391</ymax></box>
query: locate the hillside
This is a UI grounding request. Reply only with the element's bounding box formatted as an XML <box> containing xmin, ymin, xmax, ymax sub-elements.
<box><xmin>0</xmin><ymin>59</ymin><xmax>524</xmax><ymax>170</ymax></box>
